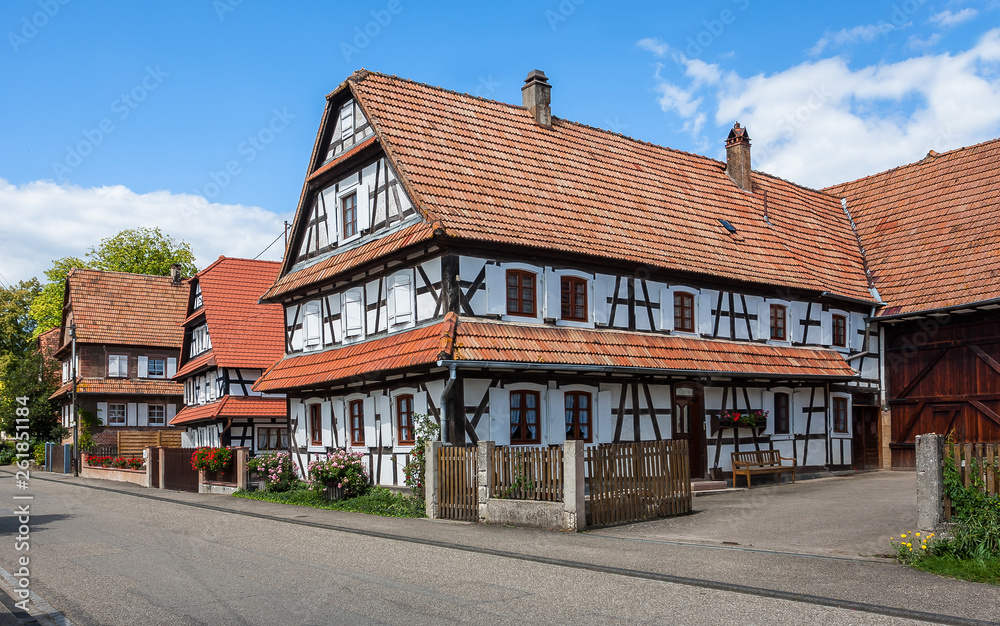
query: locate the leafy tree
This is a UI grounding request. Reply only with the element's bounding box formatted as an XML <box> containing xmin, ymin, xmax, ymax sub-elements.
<box><xmin>0</xmin><ymin>347</ymin><xmax>63</xmax><ymax>442</ymax></box>
<box><xmin>29</xmin><ymin>257</ymin><xmax>88</xmax><ymax>338</ymax></box>
<box><xmin>87</xmin><ymin>227</ymin><xmax>197</xmax><ymax>277</ymax></box>
<box><xmin>0</xmin><ymin>279</ymin><xmax>41</xmax><ymax>358</ymax></box>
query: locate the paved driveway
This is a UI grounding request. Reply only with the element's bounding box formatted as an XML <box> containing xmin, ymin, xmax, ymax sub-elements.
<box><xmin>590</xmin><ymin>471</ymin><xmax>917</xmax><ymax>559</ymax></box>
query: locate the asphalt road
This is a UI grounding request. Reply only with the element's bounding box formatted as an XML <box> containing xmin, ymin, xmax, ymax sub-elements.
<box><xmin>0</xmin><ymin>471</ymin><xmax>996</xmax><ymax>626</ymax></box>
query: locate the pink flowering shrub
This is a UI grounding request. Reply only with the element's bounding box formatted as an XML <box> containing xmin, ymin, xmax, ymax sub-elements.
<box><xmin>308</xmin><ymin>450</ymin><xmax>369</xmax><ymax>498</ymax></box>
<box><xmin>247</xmin><ymin>452</ymin><xmax>297</xmax><ymax>492</ymax></box>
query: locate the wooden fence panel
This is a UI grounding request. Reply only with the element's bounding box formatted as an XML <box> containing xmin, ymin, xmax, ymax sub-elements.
<box><xmin>585</xmin><ymin>440</ymin><xmax>691</xmax><ymax>527</ymax></box>
<box><xmin>491</xmin><ymin>446</ymin><xmax>563</xmax><ymax>501</ymax></box>
<box><xmin>117</xmin><ymin>430</ymin><xmax>183</xmax><ymax>456</ymax></box>
<box><xmin>944</xmin><ymin>442</ymin><xmax>1000</xmax><ymax>519</ymax></box>
<box><xmin>438</xmin><ymin>446</ymin><xmax>477</xmax><ymax>521</ymax></box>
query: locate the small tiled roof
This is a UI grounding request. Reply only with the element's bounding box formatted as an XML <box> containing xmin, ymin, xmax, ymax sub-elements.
<box><xmin>174</xmin><ymin>351</ymin><xmax>216</xmax><ymax>379</ymax></box>
<box><xmin>37</xmin><ymin>328</ymin><xmax>60</xmax><ymax>357</ymax></box>
<box><xmin>254</xmin><ymin>313</ymin><xmax>853</xmax><ymax>392</ymax></box>
<box><xmin>60</xmin><ymin>269</ymin><xmax>188</xmax><ymax>351</ymax></box>
<box><xmin>824</xmin><ymin>138</ymin><xmax>1000</xmax><ymax>314</ymax></box>
<box><xmin>253</xmin><ymin>313</ymin><xmax>459</xmax><ymax>392</ymax></box>
<box><xmin>185</xmin><ymin>257</ymin><xmax>285</xmax><ymax>369</ymax></box>
<box><xmin>272</xmin><ymin>71</ymin><xmax>874</xmax><ymax>303</ymax></box>
<box><xmin>50</xmin><ymin>378</ymin><xmax>183</xmax><ymax>400</ymax></box>
<box><xmin>170</xmin><ymin>396</ymin><xmax>286</xmax><ymax>426</ymax></box>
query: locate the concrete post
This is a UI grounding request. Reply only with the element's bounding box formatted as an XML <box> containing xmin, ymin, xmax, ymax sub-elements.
<box><xmin>158</xmin><ymin>447</ymin><xmax>166</xmax><ymax>490</ymax></box>
<box><xmin>145</xmin><ymin>447</ymin><xmax>155</xmax><ymax>488</ymax></box>
<box><xmin>477</xmin><ymin>441</ymin><xmax>495</xmax><ymax>523</ymax></box>
<box><xmin>198</xmin><ymin>469</ymin><xmax>207</xmax><ymax>494</ymax></box>
<box><xmin>916</xmin><ymin>434</ymin><xmax>945</xmax><ymax>532</ymax></box>
<box><xmin>236</xmin><ymin>448</ymin><xmax>248</xmax><ymax>491</ymax></box>
<box><xmin>425</xmin><ymin>441</ymin><xmax>442</xmax><ymax>519</ymax></box>
<box><xmin>563</xmin><ymin>440</ymin><xmax>586</xmax><ymax>531</ymax></box>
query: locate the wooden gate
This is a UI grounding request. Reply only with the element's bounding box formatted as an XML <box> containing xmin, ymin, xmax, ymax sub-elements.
<box><xmin>161</xmin><ymin>448</ymin><xmax>199</xmax><ymax>492</ymax></box>
<box><xmin>944</xmin><ymin>441</ymin><xmax>1000</xmax><ymax>520</ymax></box>
<box><xmin>887</xmin><ymin>315</ymin><xmax>1000</xmax><ymax>468</ymax></box>
<box><xmin>149</xmin><ymin>448</ymin><xmax>160</xmax><ymax>488</ymax></box>
<box><xmin>586</xmin><ymin>440</ymin><xmax>692</xmax><ymax>527</ymax></box>
<box><xmin>437</xmin><ymin>445</ymin><xmax>478</xmax><ymax>521</ymax></box>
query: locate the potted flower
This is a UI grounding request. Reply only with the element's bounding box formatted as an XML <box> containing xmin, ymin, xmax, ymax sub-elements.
<box><xmin>190</xmin><ymin>447</ymin><xmax>233</xmax><ymax>476</ymax></box>
<box><xmin>247</xmin><ymin>452</ymin><xmax>298</xmax><ymax>492</ymax></box>
<box><xmin>718</xmin><ymin>409</ymin><xmax>768</xmax><ymax>429</ymax></box>
<box><xmin>308</xmin><ymin>450</ymin><xmax>369</xmax><ymax>501</ymax></box>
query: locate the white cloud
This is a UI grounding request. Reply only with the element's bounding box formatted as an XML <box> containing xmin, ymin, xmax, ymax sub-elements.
<box><xmin>637</xmin><ymin>37</ymin><xmax>670</xmax><ymax>58</ymax></box>
<box><xmin>640</xmin><ymin>28</ymin><xmax>1000</xmax><ymax>189</ymax></box>
<box><xmin>930</xmin><ymin>8</ymin><xmax>978</xmax><ymax>27</ymax></box>
<box><xmin>0</xmin><ymin>179</ymin><xmax>292</xmax><ymax>284</ymax></box>
<box><xmin>809</xmin><ymin>24</ymin><xmax>896</xmax><ymax>56</ymax></box>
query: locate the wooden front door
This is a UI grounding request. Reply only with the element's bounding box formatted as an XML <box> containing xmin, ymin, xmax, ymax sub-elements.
<box><xmin>852</xmin><ymin>406</ymin><xmax>880</xmax><ymax>469</ymax></box>
<box><xmin>673</xmin><ymin>384</ymin><xmax>706</xmax><ymax>479</ymax></box>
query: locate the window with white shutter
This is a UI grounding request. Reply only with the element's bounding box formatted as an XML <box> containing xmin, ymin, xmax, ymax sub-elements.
<box><xmin>389</xmin><ymin>273</ymin><xmax>413</xmax><ymax>326</ymax></box>
<box><xmin>343</xmin><ymin>290</ymin><xmax>364</xmax><ymax>338</ymax></box>
<box><xmin>303</xmin><ymin>301</ymin><xmax>321</xmax><ymax>348</ymax></box>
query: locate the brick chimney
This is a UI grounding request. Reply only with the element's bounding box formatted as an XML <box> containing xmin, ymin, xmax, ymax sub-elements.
<box><xmin>521</xmin><ymin>70</ymin><xmax>551</xmax><ymax>128</ymax></box>
<box><xmin>170</xmin><ymin>263</ymin><xmax>182</xmax><ymax>284</ymax></box>
<box><xmin>725</xmin><ymin>122</ymin><xmax>752</xmax><ymax>192</ymax></box>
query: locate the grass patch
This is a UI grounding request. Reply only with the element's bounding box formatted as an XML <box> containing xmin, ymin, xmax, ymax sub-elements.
<box><xmin>913</xmin><ymin>554</ymin><xmax>1000</xmax><ymax>586</ymax></box>
<box><xmin>233</xmin><ymin>485</ymin><xmax>426</xmax><ymax>518</ymax></box>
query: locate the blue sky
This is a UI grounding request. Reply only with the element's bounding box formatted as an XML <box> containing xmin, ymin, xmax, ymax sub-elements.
<box><xmin>1</xmin><ymin>0</ymin><xmax>998</xmax><ymax>284</ymax></box>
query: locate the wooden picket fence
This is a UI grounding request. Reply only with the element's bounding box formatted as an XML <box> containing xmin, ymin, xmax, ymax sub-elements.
<box><xmin>117</xmin><ymin>430</ymin><xmax>183</xmax><ymax>456</ymax></box>
<box><xmin>944</xmin><ymin>442</ymin><xmax>1000</xmax><ymax>519</ymax></box>
<box><xmin>438</xmin><ymin>445</ymin><xmax>478</xmax><ymax>521</ymax></box>
<box><xmin>585</xmin><ymin>440</ymin><xmax>692</xmax><ymax>527</ymax></box>
<box><xmin>492</xmin><ymin>446</ymin><xmax>563</xmax><ymax>501</ymax></box>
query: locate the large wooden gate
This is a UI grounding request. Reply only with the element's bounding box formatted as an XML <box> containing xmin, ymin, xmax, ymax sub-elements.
<box><xmin>161</xmin><ymin>448</ymin><xmax>199</xmax><ymax>492</ymax></box>
<box><xmin>887</xmin><ymin>315</ymin><xmax>1000</xmax><ymax>468</ymax></box>
<box><xmin>437</xmin><ymin>445</ymin><xmax>478</xmax><ymax>521</ymax></box>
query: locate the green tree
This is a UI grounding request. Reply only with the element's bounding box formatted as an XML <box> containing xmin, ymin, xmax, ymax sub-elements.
<box><xmin>87</xmin><ymin>227</ymin><xmax>197</xmax><ymax>277</ymax></box>
<box><xmin>0</xmin><ymin>347</ymin><xmax>62</xmax><ymax>442</ymax></box>
<box><xmin>0</xmin><ymin>279</ymin><xmax>41</xmax><ymax>358</ymax></box>
<box><xmin>28</xmin><ymin>257</ymin><xmax>88</xmax><ymax>338</ymax></box>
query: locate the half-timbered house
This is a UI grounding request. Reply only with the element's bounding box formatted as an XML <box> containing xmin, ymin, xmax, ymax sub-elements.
<box><xmin>50</xmin><ymin>269</ymin><xmax>187</xmax><ymax>444</ymax></box>
<box><xmin>254</xmin><ymin>70</ymin><xmax>882</xmax><ymax>483</ymax></box>
<box><xmin>170</xmin><ymin>257</ymin><xmax>287</xmax><ymax>451</ymax></box>
<box><xmin>825</xmin><ymin>138</ymin><xmax>1000</xmax><ymax>468</ymax></box>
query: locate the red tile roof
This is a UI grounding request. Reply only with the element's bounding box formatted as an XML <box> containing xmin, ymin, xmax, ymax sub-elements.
<box><xmin>254</xmin><ymin>313</ymin><xmax>459</xmax><ymax>392</ymax></box>
<box><xmin>271</xmin><ymin>71</ymin><xmax>874</xmax><ymax>303</ymax></box>
<box><xmin>824</xmin><ymin>138</ymin><xmax>1000</xmax><ymax>314</ymax></box>
<box><xmin>59</xmin><ymin>269</ymin><xmax>188</xmax><ymax>352</ymax></box>
<box><xmin>182</xmin><ymin>257</ymin><xmax>285</xmax><ymax>369</ymax></box>
<box><xmin>254</xmin><ymin>313</ymin><xmax>853</xmax><ymax>392</ymax></box>
<box><xmin>170</xmin><ymin>396</ymin><xmax>286</xmax><ymax>426</ymax></box>
<box><xmin>174</xmin><ymin>351</ymin><xmax>216</xmax><ymax>379</ymax></box>
<box><xmin>50</xmin><ymin>377</ymin><xmax>183</xmax><ymax>400</ymax></box>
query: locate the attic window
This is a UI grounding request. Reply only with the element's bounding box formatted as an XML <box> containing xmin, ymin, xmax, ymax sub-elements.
<box><xmin>719</xmin><ymin>219</ymin><xmax>737</xmax><ymax>233</ymax></box>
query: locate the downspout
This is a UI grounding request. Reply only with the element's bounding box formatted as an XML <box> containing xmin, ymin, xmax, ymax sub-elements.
<box><xmin>439</xmin><ymin>363</ymin><xmax>457</xmax><ymax>442</ymax></box>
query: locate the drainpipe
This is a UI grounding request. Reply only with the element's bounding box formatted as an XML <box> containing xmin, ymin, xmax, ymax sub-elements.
<box><xmin>439</xmin><ymin>363</ymin><xmax>457</xmax><ymax>443</ymax></box>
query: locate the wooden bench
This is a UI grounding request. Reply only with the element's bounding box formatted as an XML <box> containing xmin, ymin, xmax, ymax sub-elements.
<box><xmin>731</xmin><ymin>450</ymin><xmax>796</xmax><ymax>487</ymax></box>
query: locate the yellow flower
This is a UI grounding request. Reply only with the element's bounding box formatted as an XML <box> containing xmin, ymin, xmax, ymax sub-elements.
<box><xmin>901</xmin><ymin>533</ymin><xmax>907</xmax><ymax>538</ymax></box>
<box><xmin>906</xmin><ymin>543</ymin><xmax>912</xmax><ymax>547</ymax></box>
<box><xmin>921</xmin><ymin>545</ymin><xmax>927</xmax><ymax>550</ymax></box>
<box><xmin>915</xmin><ymin>532</ymin><xmax>920</xmax><ymax>537</ymax></box>
<box><xmin>928</xmin><ymin>533</ymin><xmax>935</xmax><ymax>537</ymax></box>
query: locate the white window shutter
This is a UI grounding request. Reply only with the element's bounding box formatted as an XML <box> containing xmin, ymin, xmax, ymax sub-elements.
<box><xmin>358</xmin><ymin>185</ymin><xmax>372</xmax><ymax>233</ymax></box>
<box><xmin>699</xmin><ymin>292</ymin><xmax>714</xmax><ymax>336</ymax></box>
<box><xmin>377</xmin><ymin>395</ymin><xmax>392</xmax><ymax>446</ymax></box>
<box><xmin>62</xmin><ymin>361</ymin><xmax>69</xmax><ymax>382</ymax></box>
<box><xmin>820</xmin><ymin>311</ymin><xmax>833</xmax><ymax>346</ymax></box>
<box><xmin>127</xmin><ymin>403</ymin><xmax>137</xmax><ymax>426</ymax></box>
<box><xmin>166</xmin><ymin>404</ymin><xmax>176</xmax><ymax>425</ymax></box>
<box><xmin>758</xmin><ymin>300</ymin><xmax>771</xmax><ymax>341</ymax></box>
<box><xmin>386</xmin><ymin>278</ymin><xmax>396</xmax><ymax>326</ymax></box>
<box><xmin>544</xmin><ymin>269</ymin><xmax>561</xmax><ymax>319</ymax></box>
<box><xmin>488</xmin><ymin>387</ymin><xmax>510</xmax><ymax>445</ymax></box>
<box><xmin>138</xmin><ymin>403</ymin><xmax>149</xmax><ymax>427</ymax></box>
<box><xmin>547</xmin><ymin>389</ymin><xmax>565</xmax><ymax>445</ymax></box>
<box><xmin>332</xmin><ymin>400</ymin><xmax>345</xmax><ymax>448</ymax></box>
<box><xmin>304</xmin><ymin>301</ymin><xmax>321</xmax><ymax>346</ymax></box>
<box><xmin>485</xmin><ymin>264</ymin><xmax>505</xmax><ymax>315</ymax></box>
<box><xmin>97</xmin><ymin>402</ymin><xmax>108</xmax><ymax>426</ymax></box>
<box><xmin>138</xmin><ymin>356</ymin><xmax>148</xmax><ymax>378</ymax></box>
<box><xmin>294</xmin><ymin>402</ymin><xmax>307</xmax><ymax>449</ymax></box>
<box><xmin>108</xmin><ymin>355</ymin><xmax>118</xmax><ymax>377</ymax></box>
<box><xmin>393</xmin><ymin>274</ymin><xmax>413</xmax><ymax>324</ymax></box>
<box><xmin>659</xmin><ymin>287</ymin><xmax>674</xmax><ymax>331</ymax></box>
<box><xmin>344</xmin><ymin>291</ymin><xmax>363</xmax><ymax>337</ymax></box>
<box><xmin>166</xmin><ymin>357</ymin><xmax>176</xmax><ymax>378</ymax></box>
<box><xmin>596</xmin><ymin>390</ymin><xmax>613</xmax><ymax>443</ymax></box>
<box><xmin>414</xmin><ymin>391</ymin><xmax>428</xmax><ymax>419</ymax></box>
<box><xmin>380</xmin><ymin>414</ymin><xmax>393</xmax><ymax>448</ymax></box>
<box><xmin>363</xmin><ymin>397</ymin><xmax>377</xmax><ymax>447</ymax></box>
<box><xmin>321</xmin><ymin>402</ymin><xmax>332</xmax><ymax>448</ymax></box>
<box><xmin>594</xmin><ymin>278</ymin><xmax>609</xmax><ymax>326</ymax></box>
<box><xmin>851</xmin><ymin>313</ymin><xmax>864</xmax><ymax>351</ymax></box>
<box><xmin>762</xmin><ymin>391</ymin><xmax>775</xmax><ymax>435</ymax></box>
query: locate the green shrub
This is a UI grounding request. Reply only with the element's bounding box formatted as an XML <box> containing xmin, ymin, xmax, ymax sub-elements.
<box><xmin>233</xmin><ymin>485</ymin><xmax>425</xmax><ymax>518</ymax></box>
<box><xmin>0</xmin><ymin>441</ymin><xmax>15</xmax><ymax>465</ymax></box>
<box><xmin>247</xmin><ymin>452</ymin><xmax>298</xmax><ymax>492</ymax></box>
<box><xmin>403</xmin><ymin>414</ymin><xmax>439</xmax><ymax>501</ymax></box>
<box><xmin>308</xmin><ymin>450</ymin><xmax>369</xmax><ymax>498</ymax></box>
<box><xmin>941</xmin><ymin>452</ymin><xmax>1000</xmax><ymax>559</ymax></box>
<box><xmin>32</xmin><ymin>442</ymin><xmax>46</xmax><ymax>466</ymax></box>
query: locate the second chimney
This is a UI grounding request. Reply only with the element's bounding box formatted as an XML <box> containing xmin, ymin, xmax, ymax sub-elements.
<box><xmin>725</xmin><ymin>122</ymin><xmax>752</xmax><ymax>192</ymax></box>
<box><xmin>521</xmin><ymin>69</ymin><xmax>551</xmax><ymax>128</ymax></box>
<box><xmin>170</xmin><ymin>263</ymin><xmax>182</xmax><ymax>284</ymax></box>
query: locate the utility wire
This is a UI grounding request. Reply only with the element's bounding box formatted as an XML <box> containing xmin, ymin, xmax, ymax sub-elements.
<box><xmin>253</xmin><ymin>229</ymin><xmax>286</xmax><ymax>260</ymax></box>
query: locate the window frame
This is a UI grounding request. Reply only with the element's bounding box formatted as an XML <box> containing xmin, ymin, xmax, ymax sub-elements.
<box><xmin>108</xmin><ymin>354</ymin><xmax>128</xmax><ymax>378</ymax></box>
<box><xmin>832</xmin><ymin>314</ymin><xmax>847</xmax><ymax>348</ymax></box>
<box><xmin>341</xmin><ymin>191</ymin><xmax>358</xmax><ymax>239</ymax></box>
<box><xmin>349</xmin><ymin>399</ymin><xmax>365</xmax><ymax>446</ymax></box>
<box><xmin>560</xmin><ymin>276</ymin><xmax>588</xmax><ymax>322</ymax></box>
<box><xmin>309</xmin><ymin>404</ymin><xmax>323</xmax><ymax>446</ymax></box>
<box><xmin>147</xmin><ymin>357</ymin><xmax>166</xmax><ymax>378</ymax></box>
<box><xmin>506</xmin><ymin>270</ymin><xmax>537</xmax><ymax>318</ymax></box>
<box><xmin>674</xmin><ymin>291</ymin><xmax>695</xmax><ymax>333</ymax></box>
<box><xmin>773</xmin><ymin>392</ymin><xmax>790</xmax><ymax>435</ymax></box>
<box><xmin>770</xmin><ymin>304</ymin><xmax>787</xmax><ymax>341</ymax></box>
<box><xmin>510</xmin><ymin>389</ymin><xmax>542</xmax><ymax>445</ymax></box>
<box><xmin>396</xmin><ymin>394</ymin><xmax>415</xmax><ymax>445</ymax></box>
<box><xmin>147</xmin><ymin>404</ymin><xmax>166</xmax><ymax>426</ymax></box>
<box><xmin>108</xmin><ymin>403</ymin><xmax>126</xmax><ymax>425</ymax></box>
<box><xmin>257</xmin><ymin>427</ymin><xmax>288</xmax><ymax>451</ymax></box>
<box><xmin>832</xmin><ymin>396</ymin><xmax>849</xmax><ymax>434</ymax></box>
<box><xmin>564</xmin><ymin>391</ymin><xmax>593</xmax><ymax>442</ymax></box>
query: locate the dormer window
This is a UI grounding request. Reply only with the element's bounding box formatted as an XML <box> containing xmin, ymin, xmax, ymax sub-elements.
<box><xmin>193</xmin><ymin>283</ymin><xmax>203</xmax><ymax>310</ymax></box>
<box><xmin>506</xmin><ymin>270</ymin><xmax>536</xmax><ymax>317</ymax></box>
<box><xmin>561</xmin><ymin>276</ymin><xmax>587</xmax><ymax>321</ymax></box>
<box><xmin>674</xmin><ymin>291</ymin><xmax>695</xmax><ymax>332</ymax></box>
<box><xmin>770</xmin><ymin>304</ymin><xmax>787</xmax><ymax>340</ymax></box>
<box><xmin>342</xmin><ymin>192</ymin><xmax>358</xmax><ymax>238</ymax></box>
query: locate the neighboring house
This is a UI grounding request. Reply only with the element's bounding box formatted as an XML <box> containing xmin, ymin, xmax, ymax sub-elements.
<box><xmin>825</xmin><ymin>138</ymin><xmax>1000</xmax><ymax>469</ymax></box>
<box><xmin>254</xmin><ymin>69</ymin><xmax>881</xmax><ymax>483</ymax></box>
<box><xmin>50</xmin><ymin>269</ymin><xmax>187</xmax><ymax>444</ymax></box>
<box><xmin>170</xmin><ymin>257</ymin><xmax>287</xmax><ymax>451</ymax></box>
